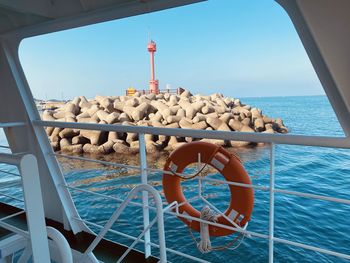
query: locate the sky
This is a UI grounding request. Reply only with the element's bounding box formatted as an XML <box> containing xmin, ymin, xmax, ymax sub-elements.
<box><xmin>19</xmin><ymin>0</ymin><xmax>324</xmax><ymax>100</ymax></box>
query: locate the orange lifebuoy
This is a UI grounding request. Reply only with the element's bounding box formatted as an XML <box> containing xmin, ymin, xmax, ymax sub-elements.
<box><xmin>162</xmin><ymin>141</ymin><xmax>254</xmax><ymax>237</ymax></box>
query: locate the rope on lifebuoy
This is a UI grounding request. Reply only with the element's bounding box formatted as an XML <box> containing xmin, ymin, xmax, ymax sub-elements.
<box><xmin>167</xmin><ymin>146</ymin><xmax>219</xmax><ymax>180</ymax></box>
<box><xmin>168</xmin><ymin>147</ymin><xmax>242</xmax><ymax>180</ymax></box>
<box><xmin>188</xmin><ymin>206</ymin><xmax>246</xmax><ymax>253</ymax></box>
<box><xmin>162</xmin><ymin>142</ymin><xmax>254</xmax><ymax>252</ymax></box>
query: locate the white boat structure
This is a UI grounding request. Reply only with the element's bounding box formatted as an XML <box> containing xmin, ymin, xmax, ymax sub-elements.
<box><xmin>0</xmin><ymin>0</ymin><xmax>349</xmax><ymax>262</ymax></box>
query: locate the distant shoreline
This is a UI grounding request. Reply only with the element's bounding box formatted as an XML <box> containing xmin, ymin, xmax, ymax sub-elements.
<box><xmin>35</xmin><ymin>93</ymin><xmax>327</xmax><ymax>103</ymax></box>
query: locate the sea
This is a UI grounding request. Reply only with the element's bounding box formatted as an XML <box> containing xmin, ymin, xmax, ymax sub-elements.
<box><xmin>0</xmin><ymin>95</ymin><xmax>349</xmax><ymax>263</ymax></box>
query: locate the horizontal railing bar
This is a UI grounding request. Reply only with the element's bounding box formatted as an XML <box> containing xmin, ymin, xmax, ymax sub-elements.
<box><xmin>274</xmin><ymin>189</ymin><xmax>350</xmax><ymax>205</ymax></box>
<box><xmin>65</xmin><ymin>185</ymin><xmax>126</xmax><ymax>203</ymax></box>
<box><xmin>68</xmin><ymin>184</ymin><xmax>200</xmax><ymax>214</ymax></box>
<box><xmin>203</xmin><ymin>177</ymin><xmax>350</xmax><ymax>204</ymax></box>
<box><xmin>67</xmin><ymin>182</ymin><xmax>350</xmax><ymax>244</ymax></box>
<box><xmin>149</xmin><ymin>242</ymin><xmax>210</xmax><ymax>263</ymax></box>
<box><xmin>0</xmin><ymin>192</ymin><xmax>23</xmax><ymax>202</ymax></box>
<box><xmin>73</xmin><ymin>217</ymin><xmax>210</xmax><ymax>263</ymax></box>
<box><xmin>171</xmin><ymin>208</ymin><xmax>268</xmax><ymax>239</ymax></box>
<box><xmin>146</xmin><ymin>167</ymin><xmax>203</xmax><ymax>177</ymax></box>
<box><xmin>68</xmin><ymin>184</ymin><xmax>350</xmax><ymax>260</ymax></box>
<box><xmin>0</xmin><ymin>153</ymin><xmax>22</xmax><ymax>166</ymax></box>
<box><xmin>201</xmin><ymin>176</ymin><xmax>269</xmax><ymax>191</ymax></box>
<box><xmin>274</xmin><ymin>237</ymin><xmax>350</xmax><ymax>260</ymax></box>
<box><xmin>66</xmin><ymin>166</ymin><xmax>350</xmax><ymax>208</ymax></box>
<box><xmin>148</xmin><ymin>167</ymin><xmax>269</xmax><ymax>179</ymax></box>
<box><xmin>66</xmin><ymin>184</ymin><xmax>165</xmax><ymax>209</ymax></box>
<box><xmin>0</xmin><ymin>211</ymin><xmax>25</xmax><ymax>222</ymax></box>
<box><xmin>74</xmin><ymin>211</ymin><xmax>350</xmax><ymax>262</ymax></box>
<box><xmin>58</xmin><ymin>151</ymin><xmax>207</xmax><ymax>179</ymax></box>
<box><xmin>54</xmin><ymin>153</ymin><xmax>141</xmax><ymax>171</ymax></box>
<box><xmin>0</xmin><ymin>122</ymin><xmax>26</xmax><ymax>128</ymax></box>
<box><xmin>12</xmin><ymin>152</ymin><xmax>30</xmax><ymax>156</ymax></box>
<box><xmin>66</xmin><ymin>184</ymin><xmax>171</xmax><ymax>213</ymax></box>
<box><xmin>65</xmin><ymin>184</ymin><xmax>268</xmax><ymax>239</ymax></box>
<box><xmin>0</xmin><ymin>169</ymin><xmax>20</xmax><ymax>177</ymax></box>
<box><xmin>0</xmin><ymin>145</ymin><xmax>10</xmax><ymax>149</ymax></box>
<box><xmin>60</xmin><ymin>154</ymin><xmax>350</xmax><ymax>205</ymax></box>
<box><xmin>0</xmin><ymin>219</ymin><xmax>29</xmax><ymax>238</ymax></box>
<box><xmin>34</xmin><ymin>120</ymin><xmax>350</xmax><ymax>149</ymax></box>
<box><xmin>56</xmin><ymin>152</ymin><xmax>197</xmax><ymax>178</ymax></box>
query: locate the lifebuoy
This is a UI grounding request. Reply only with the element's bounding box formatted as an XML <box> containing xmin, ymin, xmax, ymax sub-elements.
<box><xmin>162</xmin><ymin>141</ymin><xmax>254</xmax><ymax>237</ymax></box>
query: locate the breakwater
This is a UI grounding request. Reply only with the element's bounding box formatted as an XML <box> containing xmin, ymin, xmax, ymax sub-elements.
<box><xmin>43</xmin><ymin>90</ymin><xmax>287</xmax><ymax>154</ymax></box>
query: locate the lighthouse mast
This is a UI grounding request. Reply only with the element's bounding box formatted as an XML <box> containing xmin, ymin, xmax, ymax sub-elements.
<box><xmin>147</xmin><ymin>40</ymin><xmax>159</xmax><ymax>94</ymax></box>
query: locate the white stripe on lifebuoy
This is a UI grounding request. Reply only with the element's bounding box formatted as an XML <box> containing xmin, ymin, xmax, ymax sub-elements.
<box><xmin>228</xmin><ymin>209</ymin><xmax>238</xmax><ymax>221</ymax></box>
<box><xmin>216</xmin><ymin>152</ymin><xmax>230</xmax><ymax>164</ymax></box>
<box><xmin>211</xmin><ymin>158</ymin><xmax>225</xmax><ymax>171</ymax></box>
<box><xmin>170</xmin><ymin>162</ymin><xmax>178</xmax><ymax>173</ymax></box>
<box><xmin>237</xmin><ymin>214</ymin><xmax>245</xmax><ymax>223</ymax></box>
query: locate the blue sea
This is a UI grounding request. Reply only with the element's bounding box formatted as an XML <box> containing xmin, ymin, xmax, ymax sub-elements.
<box><xmin>0</xmin><ymin>95</ymin><xmax>349</xmax><ymax>262</ymax></box>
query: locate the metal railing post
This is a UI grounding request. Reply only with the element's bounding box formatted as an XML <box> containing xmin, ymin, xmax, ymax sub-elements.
<box><xmin>20</xmin><ymin>154</ymin><xmax>51</xmax><ymax>263</ymax></box>
<box><xmin>269</xmin><ymin>143</ymin><xmax>275</xmax><ymax>263</ymax></box>
<box><xmin>139</xmin><ymin>133</ymin><xmax>151</xmax><ymax>258</ymax></box>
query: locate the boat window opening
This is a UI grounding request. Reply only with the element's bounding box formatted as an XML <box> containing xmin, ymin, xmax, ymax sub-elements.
<box><xmin>6</xmin><ymin>0</ymin><xmax>349</xmax><ymax>262</ymax></box>
<box><xmin>18</xmin><ymin>0</ymin><xmax>344</xmax><ymax>137</ymax></box>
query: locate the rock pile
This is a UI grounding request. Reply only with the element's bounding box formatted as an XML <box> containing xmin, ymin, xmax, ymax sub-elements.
<box><xmin>43</xmin><ymin>91</ymin><xmax>288</xmax><ymax>154</ymax></box>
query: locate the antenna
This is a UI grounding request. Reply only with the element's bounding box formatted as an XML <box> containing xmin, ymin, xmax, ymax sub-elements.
<box><xmin>147</xmin><ymin>26</ymin><xmax>151</xmax><ymax>42</ymax></box>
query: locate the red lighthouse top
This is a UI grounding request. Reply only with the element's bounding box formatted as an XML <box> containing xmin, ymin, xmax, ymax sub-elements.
<box><xmin>147</xmin><ymin>40</ymin><xmax>156</xmax><ymax>52</ymax></box>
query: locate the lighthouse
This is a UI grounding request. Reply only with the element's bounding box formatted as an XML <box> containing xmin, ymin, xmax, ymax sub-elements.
<box><xmin>147</xmin><ymin>40</ymin><xmax>159</xmax><ymax>94</ymax></box>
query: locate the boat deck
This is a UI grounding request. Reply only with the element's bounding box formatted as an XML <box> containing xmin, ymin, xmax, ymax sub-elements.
<box><xmin>0</xmin><ymin>202</ymin><xmax>158</xmax><ymax>262</ymax></box>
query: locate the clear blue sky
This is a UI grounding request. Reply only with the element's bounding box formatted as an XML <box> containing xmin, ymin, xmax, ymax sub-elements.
<box><xmin>19</xmin><ymin>0</ymin><xmax>324</xmax><ymax>100</ymax></box>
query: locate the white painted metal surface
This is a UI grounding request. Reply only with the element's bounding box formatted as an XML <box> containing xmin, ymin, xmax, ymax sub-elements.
<box><xmin>34</xmin><ymin>120</ymin><xmax>350</xmax><ymax>148</ymax></box>
<box><xmin>0</xmin><ymin>234</ymin><xmax>26</xmax><ymax>262</ymax></box>
<box><xmin>83</xmin><ymin>184</ymin><xmax>167</xmax><ymax>263</ymax></box>
<box><xmin>139</xmin><ymin>134</ymin><xmax>152</xmax><ymax>257</ymax></box>
<box><xmin>0</xmin><ymin>153</ymin><xmax>23</xmax><ymax>166</ymax></box>
<box><xmin>277</xmin><ymin>0</ymin><xmax>350</xmax><ymax>136</ymax></box>
<box><xmin>268</xmin><ymin>143</ymin><xmax>275</xmax><ymax>263</ymax></box>
<box><xmin>0</xmin><ymin>0</ymin><xmax>205</xmax><ymax>39</ymax></box>
<box><xmin>19</xmin><ymin>154</ymin><xmax>51</xmax><ymax>262</ymax></box>
<box><xmin>0</xmin><ymin>40</ymin><xmax>87</xmax><ymax>234</ymax></box>
<box><xmin>44</xmin><ymin>121</ymin><xmax>350</xmax><ymax>262</ymax></box>
<box><xmin>46</xmin><ymin>226</ymin><xmax>73</xmax><ymax>263</ymax></box>
<box><xmin>0</xmin><ymin>153</ymin><xmax>75</xmax><ymax>262</ymax></box>
<box><xmin>0</xmin><ymin>122</ymin><xmax>26</xmax><ymax>128</ymax></box>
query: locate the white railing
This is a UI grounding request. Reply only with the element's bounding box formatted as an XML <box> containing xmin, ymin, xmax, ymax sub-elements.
<box><xmin>0</xmin><ymin>145</ymin><xmax>10</xmax><ymax>149</ymax></box>
<box><xmin>34</xmin><ymin>120</ymin><xmax>350</xmax><ymax>148</ymax></box>
<box><xmin>0</xmin><ymin>122</ymin><xmax>26</xmax><ymax>128</ymax></box>
<box><xmin>34</xmin><ymin>119</ymin><xmax>350</xmax><ymax>262</ymax></box>
<box><xmin>0</xmin><ymin>153</ymin><xmax>73</xmax><ymax>263</ymax></box>
<box><xmin>81</xmin><ymin>184</ymin><xmax>167</xmax><ymax>263</ymax></box>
